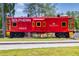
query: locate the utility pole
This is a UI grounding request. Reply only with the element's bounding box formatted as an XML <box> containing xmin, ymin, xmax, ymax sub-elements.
<box><xmin>1</xmin><ymin>3</ymin><xmax>6</xmax><ymax>38</ymax></box>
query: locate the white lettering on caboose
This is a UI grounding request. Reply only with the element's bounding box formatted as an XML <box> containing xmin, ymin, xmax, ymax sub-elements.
<box><xmin>19</xmin><ymin>27</ymin><xmax>27</xmax><ymax>30</ymax></box>
<box><xmin>12</xmin><ymin>19</ymin><xmax>31</xmax><ymax>22</ymax></box>
<box><xmin>18</xmin><ymin>19</ymin><xmax>31</xmax><ymax>22</ymax></box>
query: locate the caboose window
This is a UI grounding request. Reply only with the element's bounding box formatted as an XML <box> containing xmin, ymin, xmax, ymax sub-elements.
<box><xmin>36</xmin><ymin>22</ymin><xmax>41</xmax><ymax>27</ymax></box>
<box><xmin>13</xmin><ymin>22</ymin><xmax>16</xmax><ymax>26</ymax></box>
<box><xmin>62</xmin><ymin>22</ymin><xmax>66</xmax><ymax>26</ymax></box>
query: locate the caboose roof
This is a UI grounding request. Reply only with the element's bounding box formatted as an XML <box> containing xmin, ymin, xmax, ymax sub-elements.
<box><xmin>7</xmin><ymin>16</ymin><xmax>73</xmax><ymax>20</ymax></box>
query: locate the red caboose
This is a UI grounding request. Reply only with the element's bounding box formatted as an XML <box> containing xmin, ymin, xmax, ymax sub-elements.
<box><xmin>45</xmin><ymin>16</ymin><xmax>74</xmax><ymax>38</ymax></box>
<box><xmin>6</xmin><ymin>16</ymin><xmax>74</xmax><ymax>38</ymax></box>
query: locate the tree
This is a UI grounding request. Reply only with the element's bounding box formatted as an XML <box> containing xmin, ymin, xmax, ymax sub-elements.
<box><xmin>66</xmin><ymin>11</ymin><xmax>79</xmax><ymax>17</ymax></box>
<box><xmin>0</xmin><ymin>3</ymin><xmax>15</xmax><ymax>16</ymax></box>
<box><xmin>24</xmin><ymin>3</ymin><xmax>56</xmax><ymax>17</ymax></box>
<box><xmin>66</xmin><ymin>11</ymin><xmax>71</xmax><ymax>16</ymax></box>
<box><xmin>0</xmin><ymin>3</ymin><xmax>15</xmax><ymax>37</ymax></box>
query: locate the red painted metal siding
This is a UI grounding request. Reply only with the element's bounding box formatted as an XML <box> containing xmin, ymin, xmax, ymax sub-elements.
<box><xmin>45</xmin><ymin>17</ymin><xmax>73</xmax><ymax>32</ymax></box>
<box><xmin>6</xmin><ymin>17</ymin><xmax>32</xmax><ymax>32</ymax></box>
<box><xmin>6</xmin><ymin>16</ymin><xmax>74</xmax><ymax>33</ymax></box>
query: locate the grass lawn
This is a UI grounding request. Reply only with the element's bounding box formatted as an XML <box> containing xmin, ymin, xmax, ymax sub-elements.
<box><xmin>0</xmin><ymin>47</ymin><xmax>79</xmax><ymax>56</ymax></box>
<box><xmin>0</xmin><ymin>37</ymin><xmax>72</xmax><ymax>41</ymax></box>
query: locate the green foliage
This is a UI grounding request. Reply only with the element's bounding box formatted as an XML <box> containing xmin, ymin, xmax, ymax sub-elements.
<box><xmin>66</xmin><ymin>11</ymin><xmax>79</xmax><ymax>17</ymax></box>
<box><xmin>24</xmin><ymin>3</ymin><xmax>56</xmax><ymax>17</ymax></box>
<box><xmin>75</xmin><ymin>17</ymin><xmax>79</xmax><ymax>29</ymax></box>
<box><xmin>0</xmin><ymin>3</ymin><xmax>15</xmax><ymax>30</ymax></box>
<box><xmin>0</xmin><ymin>3</ymin><xmax>15</xmax><ymax>16</ymax></box>
<box><xmin>0</xmin><ymin>17</ymin><xmax>2</xmax><ymax>29</ymax></box>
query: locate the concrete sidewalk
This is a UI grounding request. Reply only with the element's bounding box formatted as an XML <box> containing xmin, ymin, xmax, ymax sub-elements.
<box><xmin>0</xmin><ymin>40</ymin><xmax>79</xmax><ymax>50</ymax></box>
<box><xmin>0</xmin><ymin>40</ymin><xmax>79</xmax><ymax>44</ymax></box>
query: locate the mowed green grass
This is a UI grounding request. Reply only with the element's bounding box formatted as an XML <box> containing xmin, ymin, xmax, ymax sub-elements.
<box><xmin>0</xmin><ymin>47</ymin><xmax>79</xmax><ymax>56</ymax></box>
<box><xmin>0</xmin><ymin>37</ymin><xmax>72</xmax><ymax>41</ymax></box>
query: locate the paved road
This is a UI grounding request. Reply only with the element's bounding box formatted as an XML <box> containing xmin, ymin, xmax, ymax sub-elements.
<box><xmin>0</xmin><ymin>40</ymin><xmax>79</xmax><ymax>50</ymax></box>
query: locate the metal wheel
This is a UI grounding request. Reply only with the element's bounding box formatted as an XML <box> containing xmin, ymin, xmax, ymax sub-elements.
<box><xmin>55</xmin><ymin>32</ymin><xmax>69</xmax><ymax>38</ymax></box>
<box><xmin>10</xmin><ymin>32</ymin><xmax>25</xmax><ymax>38</ymax></box>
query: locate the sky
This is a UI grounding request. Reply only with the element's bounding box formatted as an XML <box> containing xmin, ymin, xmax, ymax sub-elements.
<box><xmin>56</xmin><ymin>3</ymin><xmax>79</xmax><ymax>14</ymax></box>
<box><xmin>14</xmin><ymin>3</ymin><xmax>27</xmax><ymax>17</ymax></box>
<box><xmin>14</xmin><ymin>3</ymin><xmax>79</xmax><ymax>17</ymax></box>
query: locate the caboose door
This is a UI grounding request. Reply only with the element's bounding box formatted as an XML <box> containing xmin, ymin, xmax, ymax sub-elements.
<box><xmin>68</xmin><ymin>18</ymin><xmax>74</xmax><ymax>31</ymax></box>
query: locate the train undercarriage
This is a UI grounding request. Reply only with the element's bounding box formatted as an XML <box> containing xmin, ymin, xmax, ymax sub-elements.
<box><xmin>7</xmin><ymin>32</ymin><xmax>74</xmax><ymax>38</ymax></box>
